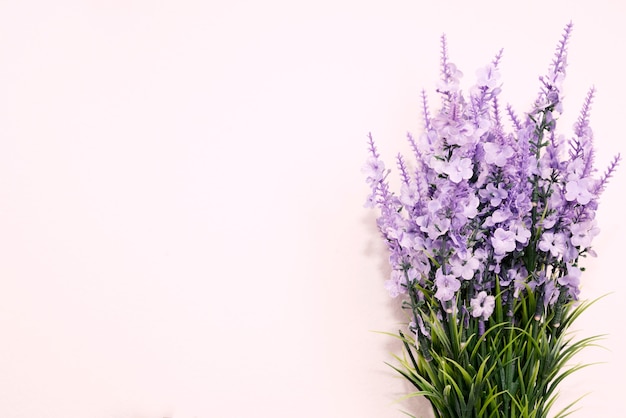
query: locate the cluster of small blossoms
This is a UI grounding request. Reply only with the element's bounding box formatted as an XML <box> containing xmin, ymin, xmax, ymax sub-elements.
<box><xmin>363</xmin><ymin>23</ymin><xmax>620</xmax><ymax>339</ymax></box>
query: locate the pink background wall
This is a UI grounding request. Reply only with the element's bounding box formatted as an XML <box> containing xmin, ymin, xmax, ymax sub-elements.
<box><xmin>0</xmin><ymin>1</ymin><xmax>624</xmax><ymax>417</ymax></box>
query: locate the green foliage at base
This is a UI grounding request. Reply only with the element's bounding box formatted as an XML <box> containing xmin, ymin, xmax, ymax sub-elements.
<box><xmin>387</xmin><ymin>290</ymin><xmax>603</xmax><ymax>418</ymax></box>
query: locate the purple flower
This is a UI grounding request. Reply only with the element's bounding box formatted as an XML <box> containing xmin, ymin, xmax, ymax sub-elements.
<box><xmin>362</xmin><ymin>156</ymin><xmax>385</xmax><ymax>184</ymax></box>
<box><xmin>569</xmin><ymin>220</ymin><xmax>600</xmax><ymax>249</ymax></box>
<box><xmin>543</xmin><ymin>280</ymin><xmax>560</xmax><ymax>307</ymax></box>
<box><xmin>434</xmin><ymin>268</ymin><xmax>461</xmax><ymax>302</ymax></box>
<box><xmin>418</xmin><ymin>213</ymin><xmax>451</xmax><ymax>240</ymax></box>
<box><xmin>566</xmin><ymin>158</ymin><xmax>585</xmax><ymax>180</ymax></box>
<box><xmin>436</xmin><ymin>62</ymin><xmax>463</xmax><ymax>93</ymax></box>
<box><xmin>564</xmin><ymin>178</ymin><xmax>594</xmax><ymax>204</ymax></box>
<box><xmin>475</xmin><ymin>64</ymin><xmax>501</xmax><ymax>90</ymax></box>
<box><xmin>363</xmin><ymin>194</ymin><xmax>376</xmax><ymax>209</ymax></box>
<box><xmin>483</xmin><ymin>209</ymin><xmax>512</xmax><ymax>227</ymax></box>
<box><xmin>558</xmin><ymin>264</ymin><xmax>582</xmax><ymax>299</ymax></box>
<box><xmin>480</xmin><ymin>183</ymin><xmax>508</xmax><ymax>207</ymax></box>
<box><xmin>558</xmin><ymin>264</ymin><xmax>581</xmax><ymax>288</ymax></box>
<box><xmin>470</xmin><ymin>291</ymin><xmax>495</xmax><ymax>320</ymax></box>
<box><xmin>450</xmin><ymin>253</ymin><xmax>480</xmax><ymax>280</ymax></box>
<box><xmin>404</xmin><ymin>267</ymin><xmax>420</xmax><ymax>284</ymax></box>
<box><xmin>400</xmin><ymin>182</ymin><xmax>419</xmax><ymax>208</ymax></box>
<box><xmin>491</xmin><ymin>227</ymin><xmax>516</xmax><ymax>255</ymax></box>
<box><xmin>512</xmin><ymin>220</ymin><xmax>531</xmax><ymax>245</ymax></box>
<box><xmin>385</xmin><ymin>270</ymin><xmax>407</xmax><ymax>298</ymax></box>
<box><xmin>538</xmin><ymin>231</ymin><xmax>566</xmax><ymax>258</ymax></box>
<box><xmin>483</xmin><ymin>142</ymin><xmax>515</xmax><ymax>167</ymax></box>
<box><xmin>505</xmin><ymin>267</ymin><xmax>529</xmax><ymax>298</ymax></box>
<box><xmin>462</xmin><ymin>193</ymin><xmax>480</xmax><ymax>219</ymax></box>
<box><xmin>443</xmin><ymin>157</ymin><xmax>473</xmax><ymax>183</ymax></box>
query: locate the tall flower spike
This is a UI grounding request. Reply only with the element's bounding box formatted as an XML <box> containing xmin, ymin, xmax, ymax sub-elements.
<box><xmin>506</xmin><ymin>104</ymin><xmax>523</xmax><ymax>132</ymax></box>
<box><xmin>406</xmin><ymin>132</ymin><xmax>428</xmax><ymax>200</ymax></box>
<box><xmin>574</xmin><ymin>87</ymin><xmax>595</xmax><ymax>139</ymax></box>
<box><xmin>551</xmin><ymin>21</ymin><xmax>574</xmax><ymax>77</ymax></box>
<box><xmin>492</xmin><ymin>48</ymin><xmax>504</xmax><ymax>68</ymax></box>
<box><xmin>437</xmin><ymin>33</ymin><xmax>461</xmax><ymax>105</ymax></box>
<box><xmin>439</xmin><ymin>34</ymin><xmax>450</xmax><ymax>83</ymax></box>
<box><xmin>595</xmin><ymin>153</ymin><xmax>622</xmax><ymax>194</ymax></box>
<box><xmin>367</xmin><ymin>132</ymin><xmax>380</xmax><ymax>159</ymax></box>
<box><xmin>396</xmin><ymin>154</ymin><xmax>411</xmax><ymax>186</ymax></box>
<box><xmin>569</xmin><ymin>87</ymin><xmax>596</xmax><ymax>164</ymax></box>
<box><xmin>421</xmin><ymin>89</ymin><xmax>432</xmax><ymax>130</ymax></box>
<box><xmin>406</xmin><ymin>132</ymin><xmax>420</xmax><ymax>161</ymax></box>
<box><xmin>491</xmin><ymin>50</ymin><xmax>504</xmax><ymax>131</ymax></box>
<box><xmin>492</xmin><ymin>95</ymin><xmax>503</xmax><ymax>133</ymax></box>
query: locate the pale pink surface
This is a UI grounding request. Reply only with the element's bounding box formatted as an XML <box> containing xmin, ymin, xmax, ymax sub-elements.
<box><xmin>0</xmin><ymin>1</ymin><xmax>624</xmax><ymax>417</ymax></box>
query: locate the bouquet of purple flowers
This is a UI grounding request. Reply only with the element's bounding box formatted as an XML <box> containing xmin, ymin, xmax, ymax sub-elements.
<box><xmin>363</xmin><ymin>23</ymin><xmax>619</xmax><ymax>418</ymax></box>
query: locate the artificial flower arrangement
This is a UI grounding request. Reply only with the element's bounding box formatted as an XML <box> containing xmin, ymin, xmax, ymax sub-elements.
<box><xmin>363</xmin><ymin>23</ymin><xmax>620</xmax><ymax>418</ymax></box>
